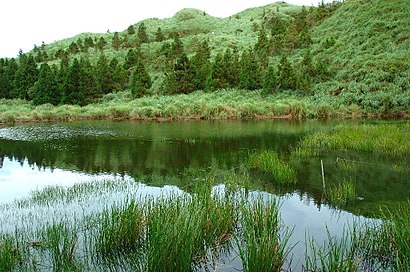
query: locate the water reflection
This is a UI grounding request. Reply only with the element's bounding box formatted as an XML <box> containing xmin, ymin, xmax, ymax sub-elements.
<box><xmin>0</xmin><ymin>119</ymin><xmax>408</xmax><ymax>216</ymax></box>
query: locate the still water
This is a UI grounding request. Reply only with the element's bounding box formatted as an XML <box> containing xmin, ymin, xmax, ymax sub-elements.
<box><xmin>0</xmin><ymin>119</ymin><xmax>408</xmax><ymax>270</ymax></box>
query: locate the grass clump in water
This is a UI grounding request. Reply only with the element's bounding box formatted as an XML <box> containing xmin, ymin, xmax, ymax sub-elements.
<box><xmin>237</xmin><ymin>196</ymin><xmax>292</xmax><ymax>272</ymax></box>
<box><xmin>248</xmin><ymin>150</ymin><xmax>297</xmax><ymax>184</ymax></box>
<box><xmin>96</xmin><ymin>200</ymin><xmax>145</xmax><ymax>258</ymax></box>
<box><xmin>326</xmin><ymin>178</ymin><xmax>357</xmax><ymax>207</ymax></box>
<box><xmin>0</xmin><ymin>235</ymin><xmax>23</xmax><ymax>271</ymax></box>
<box><xmin>305</xmin><ymin>228</ymin><xmax>360</xmax><ymax>272</ymax></box>
<box><xmin>40</xmin><ymin>223</ymin><xmax>81</xmax><ymax>271</ymax></box>
<box><xmin>294</xmin><ymin>123</ymin><xmax>410</xmax><ymax>158</ymax></box>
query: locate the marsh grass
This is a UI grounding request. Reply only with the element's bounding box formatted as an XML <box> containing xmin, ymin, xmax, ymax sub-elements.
<box><xmin>356</xmin><ymin>202</ymin><xmax>410</xmax><ymax>271</ymax></box>
<box><xmin>96</xmin><ymin>200</ymin><xmax>145</xmax><ymax>258</ymax></box>
<box><xmin>0</xmin><ymin>234</ymin><xmax>23</xmax><ymax>271</ymax></box>
<box><xmin>305</xmin><ymin>228</ymin><xmax>360</xmax><ymax>272</ymax></box>
<box><xmin>294</xmin><ymin>123</ymin><xmax>410</xmax><ymax>158</ymax></box>
<box><xmin>237</xmin><ymin>196</ymin><xmax>292</xmax><ymax>272</ymax></box>
<box><xmin>248</xmin><ymin>150</ymin><xmax>297</xmax><ymax>184</ymax></box>
<box><xmin>326</xmin><ymin>178</ymin><xmax>356</xmax><ymax>207</ymax></box>
<box><xmin>40</xmin><ymin>222</ymin><xmax>80</xmax><ymax>271</ymax></box>
<box><xmin>2</xmin><ymin>88</ymin><xmax>409</xmax><ymax>125</ymax></box>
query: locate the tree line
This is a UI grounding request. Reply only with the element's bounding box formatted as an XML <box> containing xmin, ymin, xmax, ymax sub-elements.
<box><xmin>0</xmin><ymin>2</ymin><xmax>340</xmax><ymax>106</ymax></box>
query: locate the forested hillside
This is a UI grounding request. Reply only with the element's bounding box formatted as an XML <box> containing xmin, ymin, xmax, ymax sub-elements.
<box><xmin>0</xmin><ymin>0</ymin><xmax>409</xmax><ymax>118</ymax></box>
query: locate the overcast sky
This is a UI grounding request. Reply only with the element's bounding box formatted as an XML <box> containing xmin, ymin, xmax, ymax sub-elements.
<box><xmin>0</xmin><ymin>0</ymin><xmax>328</xmax><ymax>58</ymax></box>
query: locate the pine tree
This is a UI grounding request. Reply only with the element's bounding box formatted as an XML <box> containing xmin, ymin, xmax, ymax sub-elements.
<box><xmin>263</xmin><ymin>65</ymin><xmax>279</xmax><ymax>95</ymax></box>
<box><xmin>79</xmin><ymin>58</ymin><xmax>99</xmax><ymax>105</ymax></box>
<box><xmin>69</xmin><ymin>42</ymin><xmax>79</xmax><ymax>55</ymax></box>
<box><xmin>14</xmin><ymin>54</ymin><xmax>38</xmax><ymax>100</ymax></box>
<box><xmin>170</xmin><ymin>33</ymin><xmax>184</xmax><ymax>60</ymax></box>
<box><xmin>109</xmin><ymin>57</ymin><xmax>128</xmax><ymax>92</ymax></box>
<box><xmin>96</xmin><ymin>37</ymin><xmax>107</xmax><ymax>52</ymax></box>
<box><xmin>137</xmin><ymin>22</ymin><xmax>149</xmax><ymax>43</ymax></box>
<box><xmin>130</xmin><ymin>59</ymin><xmax>152</xmax><ymax>98</ymax></box>
<box><xmin>0</xmin><ymin>58</ymin><xmax>18</xmax><ymax>99</ymax></box>
<box><xmin>112</xmin><ymin>32</ymin><xmax>121</xmax><ymax>51</ymax></box>
<box><xmin>239</xmin><ymin>50</ymin><xmax>262</xmax><ymax>90</ymax></box>
<box><xmin>62</xmin><ymin>58</ymin><xmax>81</xmax><ymax>104</ymax></box>
<box><xmin>32</xmin><ymin>63</ymin><xmax>61</xmax><ymax>105</ymax></box>
<box><xmin>173</xmin><ymin>53</ymin><xmax>195</xmax><ymax>94</ymax></box>
<box><xmin>95</xmin><ymin>54</ymin><xmax>112</xmax><ymax>94</ymax></box>
<box><xmin>277</xmin><ymin>55</ymin><xmax>297</xmax><ymax>90</ymax></box>
<box><xmin>127</xmin><ymin>25</ymin><xmax>135</xmax><ymax>35</ymax></box>
<box><xmin>124</xmin><ymin>48</ymin><xmax>143</xmax><ymax>72</ymax></box>
<box><xmin>191</xmin><ymin>40</ymin><xmax>211</xmax><ymax>91</ymax></box>
<box><xmin>155</xmin><ymin>27</ymin><xmax>165</xmax><ymax>42</ymax></box>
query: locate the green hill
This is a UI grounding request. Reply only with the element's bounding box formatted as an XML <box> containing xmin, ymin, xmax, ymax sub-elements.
<box><xmin>0</xmin><ymin>0</ymin><xmax>409</xmax><ymax>122</ymax></box>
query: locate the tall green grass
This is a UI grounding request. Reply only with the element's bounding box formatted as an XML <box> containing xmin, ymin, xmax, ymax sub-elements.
<box><xmin>237</xmin><ymin>196</ymin><xmax>292</xmax><ymax>272</ymax></box>
<box><xmin>294</xmin><ymin>123</ymin><xmax>410</xmax><ymax>158</ymax></box>
<box><xmin>326</xmin><ymin>178</ymin><xmax>356</xmax><ymax>207</ymax></box>
<box><xmin>0</xmin><ymin>235</ymin><xmax>23</xmax><ymax>271</ymax></box>
<box><xmin>3</xmin><ymin>89</ymin><xmax>409</xmax><ymax>125</ymax></box>
<box><xmin>248</xmin><ymin>150</ymin><xmax>296</xmax><ymax>184</ymax></box>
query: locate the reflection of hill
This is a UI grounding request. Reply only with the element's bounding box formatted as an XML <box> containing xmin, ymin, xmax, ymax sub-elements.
<box><xmin>0</xmin><ymin>120</ymin><xmax>315</xmax><ymax>177</ymax></box>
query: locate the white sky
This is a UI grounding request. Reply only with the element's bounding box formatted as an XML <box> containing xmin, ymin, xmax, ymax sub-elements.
<box><xmin>0</xmin><ymin>0</ymin><xmax>328</xmax><ymax>58</ymax></box>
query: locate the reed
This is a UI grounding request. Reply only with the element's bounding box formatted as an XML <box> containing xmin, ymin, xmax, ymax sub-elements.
<box><xmin>248</xmin><ymin>151</ymin><xmax>297</xmax><ymax>184</ymax></box>
<box><xmin>40</xmin><ymin>223</ymin><xmax>80</xmax><ymax>271</ymax></box>
<box><xmin>294</xmin><ymin>123</ymin><xmax>410</xmax><ymax>158</ymax></box>
<box><xmin>236</xmin><ymin>196</ymin><xmax>292</xmax><ymax>272</ymax></box>
<box><xmin>0</xmin><ymin>235</ymin><xmax>22</xmax><ymax>272</ymax></box>
<box><xmin>305</xmin><ymin>228</ymin><xmax>360</xmax><ymax>272</ymax></box>
<box><xmin>96</xmin><ymin>199</ymin><xmax>145</xmax><ymax>258</ymax></box>
<box><xmin>326</xmin><ymin>178</ymin><xmax>357</xmax><ymax>207</ymax></box>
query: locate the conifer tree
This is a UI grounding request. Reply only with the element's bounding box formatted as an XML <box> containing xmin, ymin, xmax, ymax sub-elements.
<box><xmin>239</xmin><ymin>50</ymin><xmax>262</xmax><ymax>90</ymax></box>
<box><xmin>96</xmin><ymin>37</ymin><xmax>107</xmax><ymax>51</ymax></box>
<box><xmin>277</xmin><ymin>55</ymin><xmax>297</xmax><ymax>90</ymax></box>
<box><xmin>32</xmin><ymin>63</ymin><xmax>61</xmax><ymax>105</ymax></box>
<box><xmin>155</xmin><ymin>27</ymin><xmax>165</xmax><ymax>42</ymax></box>
<box><xmin>112</xmin><ymin>32</ymin><xmax>121</xmax><ymax>51</ymax></box>
<box><xmin>191</xmin><ymin>40</ymin><xmax>211</xmax><ymax>91</ymax></box>
<box><xmin>62</xmin><ymin>58</ymin><xmax>81</xmax><ymax>104</ymax></box>
<box><xmin>124</xmin><ymin>48</ymin><xmax>143</xmax><ymax>72</ymax></box>
<box><xmin>69</xmin><ymin>42</ymin><xmax>79</xmax><ymax>55</ymax></box>
<box><xmin>0</xmin><ymin>58</ymin><xmax>18</xmax><ymax>99</ymax></box>
<box><xmin>95</xmin><ymin>54</ymin><xmax>112</xmax><ymax>94</ymax></box>
<box><xmin>129</xmin><ymin>59</ymin><xmax>152</xmax><ymax>97</ymax></box>
<box><xmin>14</xmin><ymin>54</ymin><xmax>38</xmax><ymax>100</ymax></box>
<box><xmin>127</xmin><ymin>25</ymin><xmax>135</xmax><ymax>35</ymax></box>
<box><xmin>109</xmin><ymin>57</ymin><xmax>128</xmax><ymax>92</ymax></box>
<box><xmin>173</xmin><ymin>53</ymin><xmax>195</xmax><ymax>94</ymax></box>
<box><xmin>137</xmin><ymin>22</ymin><xmax>149</xmax><ymax>43</ymax></box>
<box><xmin>263</xmin><ymin>65</ymin><xmax>279</xmax><ymax>95</ymax></box>
<box><xmin>79</xmin><ymin>58</ymin><xmax>99</xmax><ymax>104</ymax></box>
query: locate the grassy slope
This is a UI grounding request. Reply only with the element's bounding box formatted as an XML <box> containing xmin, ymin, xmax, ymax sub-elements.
<box><xmin>2</xmin><ymin>0</ymin><xmax>409</xmax><ymax>123</ymax></box>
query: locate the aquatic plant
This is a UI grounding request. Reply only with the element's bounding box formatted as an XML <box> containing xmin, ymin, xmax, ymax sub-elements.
<box><xmin>248</xmin><ymin>150</ymin><xmax>297</xmax><ymax>184</ymax></box>
<box><xmin>0</xmin><ymin>235</ymin><xmax>22</xmax><ymax>271</ymax></box>
<box><xmin>236</xmin><ymin>196</ymin><xmax>292</xmax><ymax>272</ymax></box>
<box><xmin>294</xmin><ymin>123</ymin><xmax>410</xmax><ymax>158</ymax></box>
<box><xmin>305</xmin><ymin>228</ymin><xmax>360</xmax><ymax>272</ymax></box>
<box><xmin>326</xmin><ymin>178</ymin><xmax>357</xmax><ymax>207</ymax></box>
<box><xmin>40</xmin><ymin>223</ymin><xmax>80</xmax><ymax>271</ymax></box>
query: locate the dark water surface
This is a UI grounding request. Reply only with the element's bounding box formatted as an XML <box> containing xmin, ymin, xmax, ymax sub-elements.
<box><xmin>0</xmin><ymin>119</ymin><xmax>408</xmax><ymax>270</ymax></box>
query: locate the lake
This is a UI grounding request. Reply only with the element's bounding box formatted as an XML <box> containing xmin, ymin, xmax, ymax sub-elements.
<box><xmin>0</xmin><ymin>119</ymin><xmax>408</xmax><ymax>271</ymax></box>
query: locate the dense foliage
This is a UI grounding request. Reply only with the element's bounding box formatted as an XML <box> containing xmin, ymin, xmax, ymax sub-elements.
<box><xmin>0</xmin><ymin>0</ymin><xmax>408</xmax><ymax>116</ymax></box>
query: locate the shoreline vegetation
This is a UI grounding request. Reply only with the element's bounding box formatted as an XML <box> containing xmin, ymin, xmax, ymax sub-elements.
<box><xmin>0</xmin><ymin>175</ymin><xmax>408</xmax><ymax>271</ymax></box>
<box><xmin>1</xmin><ymin>89</ymin><xmax>409</xmax><ymax>125</ymax></box>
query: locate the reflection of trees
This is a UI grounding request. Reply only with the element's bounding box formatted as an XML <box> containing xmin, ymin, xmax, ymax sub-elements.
<box><xmin>0</xmin><ymin>132</ymin><xmax>301</xmax><ymax>178</ymax></box>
